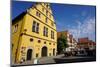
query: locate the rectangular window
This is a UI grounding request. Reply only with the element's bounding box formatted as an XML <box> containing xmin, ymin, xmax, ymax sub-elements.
<box><xmin>43</xmin><ymin>26</ymin><xmax>48</xmax><ymax>37</ymax></box>
<box><xmin>45</xmin><ymin>17</ymin><xmax>48</xmax><ymax>23</ymax></box>
<box><xmin>51</xmin><ymin>30</ymin><xmax>54</xmax><ymax>39</ymax></box>
<box><xmin>32</xmin><ymin>21</ymin><xmax>36</xmax><ymax>32</ymax></box>
<box><xmin>36</xmin><ymin>23</ymin><xmax>39</xmax><ymax>33</ymax></box>
<box><xmin>46</xmin><ymin>10</ymin><xmax>48</xmax><ymax>16</ymax></box>
<box><xmin>13</xmin><ymin>24</ymin><xmax>18</xmax><ymax>33</ymax></box>
<box><xmin>51</xmin><ymin>31</ymin><xmax>52</xmax><ymax>39</ymax></box>
<box><xmin>36</xmin><ymin>11</ymin><xmax>38</xmax><ymax>16</ymax></box>
<box><xmin>53</xmin><ymin>31</ymin><xmax>54</xmax><ymax>39</ymax></box>
<box><xmin>43</xmin><ymin>27</ymin><xmax>46</xmax><ymax>36</ymax></box>
<box><xmin>39</xmin><ymin>13</ymin><xmax>41</xmax><ymax>17</ymax></box>
<box><xmin>49</xmin><ymin>14</ymin><xmax>51</xmax><ymax>18</ymax></box>
<box><xmin>32</xmin><ymin>21</ymin><xmax>39</xmax><ymax>33</ymax></box>
<box><xmin>42</xmin><ymin>7</ymin><xmax>44</xmax><ymax>12</ymax></box>
<box><xmin>46</xmin><ymin>28</ymin><xmax>48</xmax><ymax>37</ymax></box>
<box><xmin>46</xmin><ymin>4</ymin><xmax>49</xmax><ymax>8</ymax></box>
<box><xmin>36</xmin><ymin>11</ymin><xmax>41</xmax><ymax>18</ymax></box>
<box><xmin>51</xmin><ymin>22</ymin><xmax>54</xmax><ymax>26</ymax></box>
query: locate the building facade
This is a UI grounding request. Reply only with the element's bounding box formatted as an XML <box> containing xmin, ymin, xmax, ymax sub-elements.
<box><xmin>57</xmin><ymin>31</ymin><xmax>77</xmax><ymax>50</ymax></box>
<box><xmin>77</xmin><ymin>37</ymin><xmax>96</xmax><ymax>52</ymax></box>
<box><xmin>12</xmin><ymin>3</ymin><xmax>57</xmax><ymax>64</ymax></box>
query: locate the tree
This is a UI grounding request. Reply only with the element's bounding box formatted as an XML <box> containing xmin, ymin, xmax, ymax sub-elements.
<box><xmin>57</xmin><ymin>34</ymin><xmax>68</xmax><ymax>54</ymax></box>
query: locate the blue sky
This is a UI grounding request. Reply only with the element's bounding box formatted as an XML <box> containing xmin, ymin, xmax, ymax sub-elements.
<box><xmin>12</xmin><ymin>1</ymin><xmax>96</xmax><ymax>42</ymax></box>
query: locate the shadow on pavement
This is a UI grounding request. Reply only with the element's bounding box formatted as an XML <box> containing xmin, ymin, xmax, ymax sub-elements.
<box><xmin>53</xmin><ymin>56</ymin><xmax>96</xmax><ymax>63</ymax></box>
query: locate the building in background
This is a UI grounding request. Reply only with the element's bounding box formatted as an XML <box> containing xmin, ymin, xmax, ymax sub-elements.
<box><xmin>77</xmin><ymin>37</ymin><xmax>96</xmax><ymax>54</ymax></box>
<box><xmin>69</xmin><ymin>34</ymin><xmax>77</xmax><ymax>51</ymax></box>
<box><xmin>12</xmin><ymin>3</ymin><xmax>57</xmax><ymax>64</ymax></box>
<box><xmin>57</xmin><ymin>31</ymin><xmax>77</xmax><ymax>52</ymax></box>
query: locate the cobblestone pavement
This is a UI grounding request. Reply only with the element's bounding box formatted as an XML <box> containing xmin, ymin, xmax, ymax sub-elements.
<box><xmin>12</xmin><ymin>54</ymin><xmax>64</xmax><ymax>66</ymax></box>
<box><xmin>38</xmin><ymin>54</ymin><xmax>64</xmax><ymax>64</ymax></box>
<box><xmin>12</xmin><ymin>54</ymin><xmax>96</xmax><ymax>66</ymax></box>
<box><xmin>38</xmin><ymin>54</ymin><xmax>96</xmax><ymax>64</ymax></box>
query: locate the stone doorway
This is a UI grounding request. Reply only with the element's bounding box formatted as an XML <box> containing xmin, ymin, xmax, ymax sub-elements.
<box><xmin>41</xmin><ymin>46</ymin><xmax>47</xmax><ymax>57</ymax></box>
<box><xmin>27</xmin><ymin>49</ymin><xmax>33</xmax><ymax>60</ymax></box>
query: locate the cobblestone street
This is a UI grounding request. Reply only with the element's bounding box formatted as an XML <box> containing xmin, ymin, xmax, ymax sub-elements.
<box><xmin>12</xmin><ymin>54</ymin><xmax>96</xmax><ymax>66</ymax></box>
<box><xmin>38</xmin><ymin>54</ymin><xmax>96</xmax><ymax>64</ymax></box>
<box><xmin>38</xmin><ymin>54</ymin><xmax>64</xmax><ymax>64</ymax></box>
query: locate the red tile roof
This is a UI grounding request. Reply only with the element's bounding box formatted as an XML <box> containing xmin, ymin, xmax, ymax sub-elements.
<box><xmin>78</xmin><ymin>37</ymin><xmax>89</xmax><ymax>43</ymax></box>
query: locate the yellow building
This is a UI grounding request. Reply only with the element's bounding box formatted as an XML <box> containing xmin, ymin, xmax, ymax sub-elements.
<box><xmin>12</xmin><ymin>2</ymin><xmax>57</xmax><ymax>64</ymax></box>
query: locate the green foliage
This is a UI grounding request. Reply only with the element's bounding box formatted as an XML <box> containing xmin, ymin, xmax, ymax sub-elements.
<box><xmin>57</xmin><ymin>34</ymin><xmax>68</xmax><ymax>54</ymax></box>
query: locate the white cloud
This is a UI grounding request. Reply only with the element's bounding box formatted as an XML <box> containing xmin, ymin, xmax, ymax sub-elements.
<box><xmin>68</xmin><ymin>17</ymin><xmax>96</xmax><ymax>41</ymax></box>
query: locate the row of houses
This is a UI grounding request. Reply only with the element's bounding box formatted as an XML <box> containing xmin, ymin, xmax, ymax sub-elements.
<box><xmin>57</xmin><ymin>31</ymin><xmax>77</xmax><ymax>51</ymax></box>
<box><xmin>58</xmin><ymin>31</ymin><xmax>96</xmax><ymax>55</ymax></box>
<box><xmin>77</xmin><ymin>37</ymin><xmax>96</xmax><ymax>52</ymax></box>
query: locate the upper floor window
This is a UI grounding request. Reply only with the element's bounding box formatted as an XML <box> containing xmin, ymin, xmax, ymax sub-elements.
<box><xmin>45</xmin><ymin>17</ymin><xmax>48</xmax><ymax>23</ymax></box>
<box><xmin>42</xmin><ymin>7</ymin><xmax>44</xmax><ymax>12</ymax></box>
<box><xmin>51</xmin><ymin>22</ymin><xmax>54</xmax><ymax>26</ymax></box>
<box><xmin>32</xmin><ymin>21</ymin><xmax>39</xmax><ymax>33</ymax></box>
<box><xmin>46</xmin><ymin>4</ymin><xmax>49</xmax><ymax>8</ymax></box>
<box><xmin>51</xmin><ymin>30</ymin><xmax>54</xmax><ymax>39</ymax></box>
<box><xmin>46</xmin><ymin>28</ymin><xmax>48</xmax><ymax>37</ymax></box>
<box><xmin>49</xmin><ymin>14</ymin><xmax>51</xmax><ymax>18</ymax></box>
<box><xmin>36</xmin><ymin>11</ymin><xmax>41</xmax><ymax>18</ymax></box>
<box><xmin>32</xmin><ymin>21</ymin><xmax>36</xmax><ymax>32</ymax></box>
<box><xmin>36</xmin><ymin>23</ymin><xmax>39</xmax><ymax>33</ymax></box>
<box><xmin>46</xmin><ymin>10</ymin><xmax>48</xmax><ymax>16</ymax></box>
<box><xmin>13</xmin><ymin>24</ymin><xmax>18</xmax><ymax>33</ymax></box>
<box><xmin>43</xmin><ymin>26</ymin><xmax>48</xmax><ymax>37</ymax></box>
